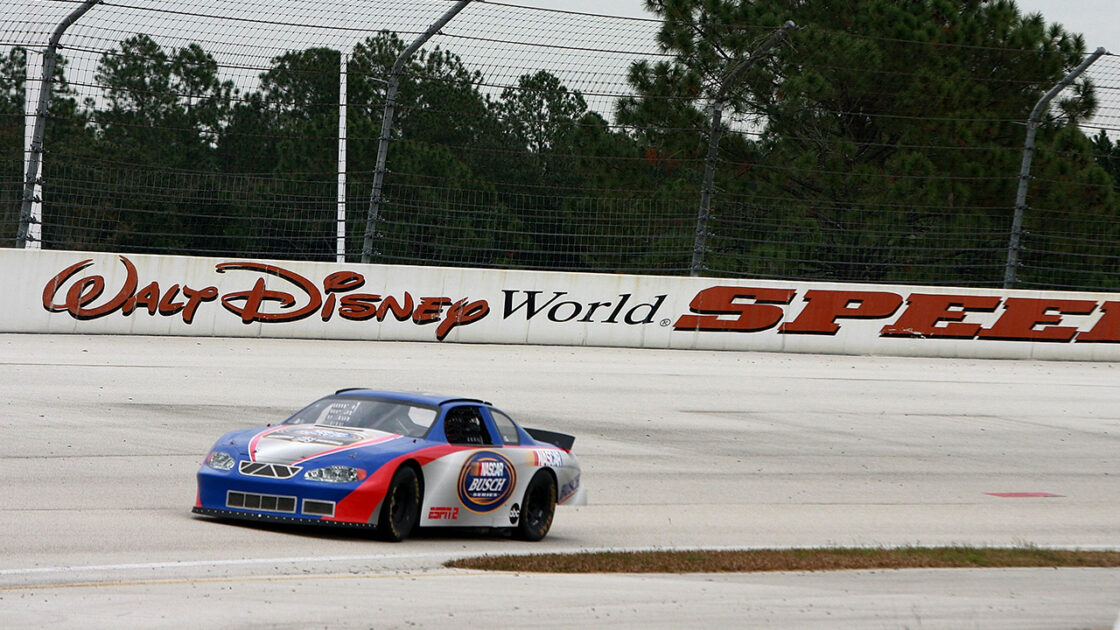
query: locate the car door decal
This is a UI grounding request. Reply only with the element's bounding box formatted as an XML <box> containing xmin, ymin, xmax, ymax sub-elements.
<box><xmin>457</xmin><ymin>450</ymin><xmax>517</xmax><ymax>513</ymax></box>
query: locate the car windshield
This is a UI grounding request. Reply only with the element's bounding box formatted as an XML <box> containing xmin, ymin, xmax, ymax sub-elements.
<box><xmin>283</xmin><ymin>396</ymin><xmax>437</xmax><ymax>438</ymax></box>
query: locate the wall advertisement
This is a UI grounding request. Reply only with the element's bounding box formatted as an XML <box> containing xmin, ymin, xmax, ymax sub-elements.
<box><xmin>3</xmin><ymin>248</ymin><xmax>1118</xmax><ymax>360</ymax></box>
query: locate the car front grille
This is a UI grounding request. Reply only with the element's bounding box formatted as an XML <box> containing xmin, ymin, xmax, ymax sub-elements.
<box><xmin>239</xmin><ymin>461</ymin><xmax>302</xmax><ymax>479</ymax></box>
<box><xmin>226</xmin><ymin>491</ymin><xmax>297</xmax><ymax>514</ymax></box>
<box><xmin>302</xmin><ymin>499</ymin><xmax>336</xmax><ymax>517</ymax></box>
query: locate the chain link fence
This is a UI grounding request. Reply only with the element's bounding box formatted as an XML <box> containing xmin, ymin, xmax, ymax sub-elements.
<box><xmin>3</xmin><ymin>0</ymin><xmax>1120</xmax><ymax>290</ymax></box>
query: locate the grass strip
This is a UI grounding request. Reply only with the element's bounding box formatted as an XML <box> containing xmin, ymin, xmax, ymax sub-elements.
<box><xmin>446</xmin><ymin>547</ymin><xmax>1120</xmax><ymax>573</ymax></box>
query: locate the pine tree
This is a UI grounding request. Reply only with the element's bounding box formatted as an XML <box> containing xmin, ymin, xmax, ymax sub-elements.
<box><xmin>621</xmin><ymin>0</ymin><xmax>1117</xmax><ymax>287</ymax></box>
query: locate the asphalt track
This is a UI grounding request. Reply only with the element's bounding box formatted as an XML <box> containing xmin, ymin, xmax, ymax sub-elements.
<box><xmin>1</xmin><ymin>333</ymin><xmax>1118</xmax><ymax>628</ymax></box>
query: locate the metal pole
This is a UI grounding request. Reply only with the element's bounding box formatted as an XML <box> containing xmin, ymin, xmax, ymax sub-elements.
<box><xmin>693</xmin><ymin>100</ymin><xmax>725</xmax><ymax>276</ymax></box>
<box><xmin>691</xmin><ymin>20</ymin><xmax>796</xmax><ymax>277</ymax></box>
<box><xmin>1003</xmin><ymin>47</ymin><xmax>1106</xmax><ymax>289</ymax></box>
<box><xmin>18</xmin><ymin>0</ymin><xmax>103</xmax><ymax>249</ymax></box>
<box><xmin>362</xmin><ymin>0</ymin><xmax>474</xmax><ymax>264</ymax></box>
<box><xmin>21</xmin><ymin>50</ymin><xmax>44</xmax><ymax>249</ymax></box>
<box><xmin>337</xmin><ymin>52</ymin><xmax>348</xmax><ymax>263</ymax></box>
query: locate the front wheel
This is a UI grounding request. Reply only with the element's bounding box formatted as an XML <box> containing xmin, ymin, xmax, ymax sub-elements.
<box><xmin>516</xmin><ymin>471</ymin><xmax>556</xmax><ymax>541</ymax></box>
<box><xmin>377</xmin><ymin>466</ymin><xmax>421</xmax><ymax>542</ymax></box>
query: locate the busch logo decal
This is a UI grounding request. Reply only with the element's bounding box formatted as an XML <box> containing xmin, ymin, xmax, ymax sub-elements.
<box><xmin>457</xmin><ymin>451</ymin><xmax>516</xmax><ymax>513</ymax></box>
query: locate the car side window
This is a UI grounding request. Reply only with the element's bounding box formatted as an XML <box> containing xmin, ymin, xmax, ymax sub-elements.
<box><xmin>489</xmin><ymin>410</ymin><xmax>521</xmax><ymax>446</ymax></box>
<box><xmin>443</xmin><ymin>406</ymin><xmax>493</xmax><ymax>446</ymax></box>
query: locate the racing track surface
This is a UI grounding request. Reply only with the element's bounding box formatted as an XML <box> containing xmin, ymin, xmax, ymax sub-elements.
<box><xmin>1</xmin><ymin>333</ymin><xmax>1119</xmax><ymax>628</ymax></box>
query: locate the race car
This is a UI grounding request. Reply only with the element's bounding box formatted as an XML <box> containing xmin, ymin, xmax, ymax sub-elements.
<box><xmin>193</xmin><ymin>389</ymin><xmax>585</xmax><ymax>541</ymax></box>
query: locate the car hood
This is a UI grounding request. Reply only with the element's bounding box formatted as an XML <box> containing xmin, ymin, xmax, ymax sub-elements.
<box><xmin>245</xmin><ymin>424</ymin><xmax>403</xmax><ymax>465</ymax></box>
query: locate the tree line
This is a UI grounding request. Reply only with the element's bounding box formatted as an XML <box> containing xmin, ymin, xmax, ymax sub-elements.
<box><xmin>2</xmin><ymin>0</ymin><xmax>1118</xmax><ymax>289</ymax></box>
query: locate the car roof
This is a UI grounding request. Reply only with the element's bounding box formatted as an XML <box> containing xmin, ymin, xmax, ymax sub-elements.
<box><xmin>333</xmin><ymin>388</ymin><xmax>490</xmax><ymax>407</ymax></box>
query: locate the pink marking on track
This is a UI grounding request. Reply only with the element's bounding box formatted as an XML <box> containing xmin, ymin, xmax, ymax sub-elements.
<box><xmin>985</xmin><ymin>492</ymin><xmax>1064</xmax><ymax>498</ymax></box>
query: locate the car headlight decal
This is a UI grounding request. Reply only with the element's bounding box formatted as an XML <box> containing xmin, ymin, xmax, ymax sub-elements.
<box><xmin>206</xmin><ymin>451</ymin><xmax>236</xmax><ymax>471</ymax></box>
<box><xmin>305</xmin><ymin>465</ymin><xmax>367</xmax><ymax>483</ymax></box>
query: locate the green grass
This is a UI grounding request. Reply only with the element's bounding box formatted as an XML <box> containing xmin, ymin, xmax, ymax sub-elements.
<box><xmin>446</xmin><ymin>547</ymin><xmax>1120</xmax><ymax>573</ymax></box>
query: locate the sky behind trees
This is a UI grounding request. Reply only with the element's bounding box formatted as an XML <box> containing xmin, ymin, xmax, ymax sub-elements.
<box><xmin>515</xmin><ymin>0</ymin><xmax>1118</xmax><ymax>51</ymax></box>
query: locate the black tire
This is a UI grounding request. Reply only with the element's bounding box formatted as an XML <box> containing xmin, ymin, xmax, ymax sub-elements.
<box><xmin>516</xmin><ymin>471</ymin><xmax>556</xmax><ymax>541</ymax></box>
<box><xmin>377</xmin><ymin>465</ymin><xmax>421</xmax><ymax>542</ymax></box>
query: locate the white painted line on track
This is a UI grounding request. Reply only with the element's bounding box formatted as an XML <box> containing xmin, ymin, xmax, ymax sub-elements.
<box><xmin>0</xmin><ymin>545</ymin><xmax>760</xmax><ymax>577</ymax></box>
<box><xmin>0</xmin><ymin>551</ymin><xmax>461</xmax><ymax>577</ymax></box>
<box><xmin>5</xmin><ymin>543</ymin><xmax>1120</xmax><ymax>578</ymax></box>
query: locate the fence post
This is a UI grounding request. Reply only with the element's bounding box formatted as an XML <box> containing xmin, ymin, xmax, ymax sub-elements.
<box><xmin>21</xmin><ymin>49</ymin><xmax>43</xmax><ymax>249</ymax></box>
<box><xmin>691</xmin><ymin>20</ymin><xmax>796</xmax><ymax>277</ymax></box>
<box><xmin>337</xmin><ymin>51</ymin><xmax>348</xmax><ymax>263</ymax></box>
<box><xmin>361</xmin><ymin>0</ymin><xmax>474</xmax><ymax>264</ymax></box>
<box><xmin>1004</xmin><ymin>47</ymin><xmax>1106</xmax><ymax>289</ymax></box>
<box><xmin>17</xmin><ymin>0</ymin><xmax>102</xmax><ymax>249</ymax></box>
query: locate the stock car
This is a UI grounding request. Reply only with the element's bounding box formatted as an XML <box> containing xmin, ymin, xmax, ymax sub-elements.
<box><xmin>193</xmin><ymin>389</ymin><xmax>585</xmax><ymax>541</ymax></box>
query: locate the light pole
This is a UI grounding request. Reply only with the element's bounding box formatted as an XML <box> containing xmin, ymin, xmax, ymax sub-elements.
<box><xmin>18</xmin><ymin>0</ymin><xmax>103</xmax><ymax>249</ymax></box>
<box><xmin>1004</xmin><ymin>47</ymin><xmax>1106</xmax><ymax>289</ymax></box>
<box><xmin>362</xmin><ymin>0</ymin><xmax>475</xmax><ymax>264</ymax></box>
<box><xmin>691</xmin><ymin>20</ymin><xmax>796</xmax><ymax>277</ymax></box>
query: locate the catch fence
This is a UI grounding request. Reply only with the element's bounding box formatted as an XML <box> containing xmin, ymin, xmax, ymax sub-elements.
<box><xmin>3</xmin><ymin>0</ymin><xmax>1120</xmax><ymax>290</ymax></box>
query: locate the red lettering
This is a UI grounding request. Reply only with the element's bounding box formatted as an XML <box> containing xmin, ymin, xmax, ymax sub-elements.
<box><xmin>216</xmin><ymin>262</ymin><xmax>322</xmax><ymax>323</ymax></box>
<box><xmin>437</xmin><ymin>299</ymin><xmax>490</xmax><ymax>340</ymax></box>
<box><xmin>44</xmin><ymin>258</ymin><xmax>219</xmax><ymax>324</ymax></box>
<box><xmin>320</xmin><ymin>272</ymin><xmax>365</xmax><ymax>322</ymax></box>
<box><xmin>414</xmin><ymin>297</ymin><xmax>452</xmax><ymax>325</ymax></box>
<box><xmin>338</xmin><ymin>294</ymin><xmax>382</xmax><ymax>321</ymax></box>
<box><xmin>323</xmin><ymin>271</ymin><xmax>364</xmax><ymax>293</ymax></box>
<box><xmin>181</xmin><ymin>286</ymin><xmax>218</xmax><ymax>324</ymax></box>
<box><xmin>157</xmin><ymin>284</ymin><xmax>186</xmax><ymax>317</ymax></box>
<box><xmin>220</xmin><ymin>277</ymin><xmax>290</xmax><ymax>324</ymax></box>
<box><xmin>43</xmin><ymin>259</ymin><xmax>94</xmax><ymax>312</ymax></box>
<box><xmin>41</xmin><ymin>256</ymin><xmax>139</xmax><ymax>320</ymax></box>
<box><xmin>125</xmin><ymin>281</ymin><xmax>161</xmax><ymax>316</ymax></box>
<box><xmin>673</xmin><ymin>286</ymin><xmax>795</xmax><ymax>333</ymax></box>
<box><xmin>377</xmin><ymin>293</ymin><xmax>414</xmax><ymax>322</ymax></box>
<box><xmin>780</xmin><ymin>290</ymin><xmax>902</xmax><ymax>335</ymax></box>
<box><xmin>1076</xmin><ymin>301</ymin><xmax>1120</xmax><ymax>343</ymax></box>
<box><xmin>68</xmin><ymin>276</ymin><xmax>105</xmax><ymax>313</ymax></box>
<box><xmin>880</xmin><ymin>294</ymin><xmax>1001</xmax><ymax>338</ymax></box>
<box><xmin>979</xmin><ymin>298</ymin><xmax>1097</xmax><ymax>342</ymax></box>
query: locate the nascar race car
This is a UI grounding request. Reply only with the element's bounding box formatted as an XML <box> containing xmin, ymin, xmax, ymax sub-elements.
<box><xmin>193</xmin><ymin>389</ymin><xmax>585</xmax><ymax>541</ymax></box>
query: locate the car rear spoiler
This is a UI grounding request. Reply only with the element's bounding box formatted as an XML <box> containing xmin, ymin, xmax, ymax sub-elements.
<box><xmin>525</xmin><ymin>428</ymin><xmax>575</xmax><ymax>451</ymax></box>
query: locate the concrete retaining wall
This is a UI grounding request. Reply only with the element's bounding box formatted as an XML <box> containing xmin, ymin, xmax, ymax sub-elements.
<box><xmin>3</xmin><ymin>248</ymin><xmax>1118</xmax><ymax>360</ymax></box>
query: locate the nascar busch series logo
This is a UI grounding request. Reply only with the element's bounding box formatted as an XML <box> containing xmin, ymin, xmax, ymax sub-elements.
<box><xmin>457</xmin><ymin>451</ymin><xmax>516</xmax><ymax>513</ymax></box>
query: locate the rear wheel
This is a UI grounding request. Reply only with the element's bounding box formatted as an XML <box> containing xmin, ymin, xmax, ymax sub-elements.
<box><xmin>516</xmin><ymin>471</ymin><xmax>556</xmax><ymax>541</ymax></box>
<box><xmin>377</xmin><ymin>466</ymin><xmax>421</xmax><ymax>542</ymax></box>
